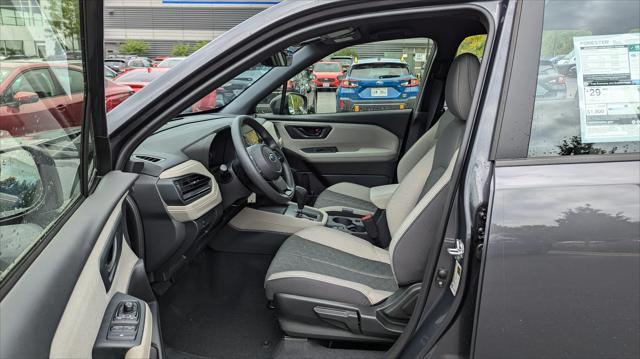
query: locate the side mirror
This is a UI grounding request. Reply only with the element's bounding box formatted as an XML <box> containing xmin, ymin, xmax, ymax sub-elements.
<box><xmin>0</xmin><ymin>144</ymin><xmax>63</xmax><ymax>221</ymax></box>
<box><xmin>261</xmin><ymin>50</ymin><xmax>292</xmax><ymax>67</ymax></box>
<box><xmin>0</xmin><ymin>147</ymin><xmax>44</xmax><ymax>219</ymax></box>
<box><xmin>269</xmin><ymin>92</ymin><xmax>309</xmax><ymax>115</ymax></box>
<box><xmin>13</xmin><ymin>92</ymin><xmax>39</xmax><ymax>106</ymax></box>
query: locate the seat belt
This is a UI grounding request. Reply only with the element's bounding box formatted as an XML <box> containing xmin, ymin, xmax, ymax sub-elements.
<box><xmin>404</xmin><ymin>66</ymin><xmax>446</xmax><ymax>153</ymax></box>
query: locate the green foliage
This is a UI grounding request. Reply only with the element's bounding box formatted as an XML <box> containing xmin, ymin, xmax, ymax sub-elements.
<box><xmin>119</xmin><ymin>40</ymin><xmax>150</xmax><ymax>56</ymax></box>
<box><xmin>540</xmin><ymin>30</ymin><xmax>591</xmax><ymax>58</ymax></box>
<box><xmin>47</xmin><ymin>0</ymin><xmax>80</xmax><ymax>52</ymax></box>
<box><xmin>172</xmin><ymin>43</ymin><xmax>191</xmax><ymax>57</ymax></box>
<box><xmin>191</xmin><ymin>40</ymin><xmax>210</xmax><ymax>52</ymax></box>
<box><xmin>456</xmin><ymin>35</ymin><xmax>486</xmax><ymax>58</ymax></box>
<box><xmin>333</xmin><ymin>48</ymin><xmax>358</xmax><ymax>59</ymax></box>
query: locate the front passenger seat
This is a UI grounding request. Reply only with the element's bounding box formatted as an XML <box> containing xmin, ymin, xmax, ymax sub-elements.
<box><xmin>265</xmin><ymin>53</ymin><xmax>480</xmax><ymax>340</ymax></box>
<box><xmin>313</xmin><ymin>60</ymin><xmax>469</xmax><ymax>214</ymax></box>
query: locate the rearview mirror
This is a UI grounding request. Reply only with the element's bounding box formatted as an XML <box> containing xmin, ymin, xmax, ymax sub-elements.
<box><xmin>261</xmin><ymin>51</ymin><xmax>292</xmax><ymax>67</ymax></box>
<box><xmin>13</xmin><ymin>91</ymin><xmax>39</xmax><ymax>105</ymax></box>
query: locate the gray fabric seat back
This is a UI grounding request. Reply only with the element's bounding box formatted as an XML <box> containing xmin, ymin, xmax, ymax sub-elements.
<box><xmin>385</xmin><ymin>53</ymin><xmax>480</xmax><ymax>285</ymax></box>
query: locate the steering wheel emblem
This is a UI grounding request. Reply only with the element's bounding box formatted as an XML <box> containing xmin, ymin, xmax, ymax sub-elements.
<box><xmin>268</xmin><ymin>153</ymin><xmax>278</xmax><ymax>162</ymax></box>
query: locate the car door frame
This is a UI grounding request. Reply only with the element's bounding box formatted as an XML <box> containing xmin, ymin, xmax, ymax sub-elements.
<box><xmin>0</xmin><ymin>1</ymin><xmax>157</xmax><ymax>358</ymax></box>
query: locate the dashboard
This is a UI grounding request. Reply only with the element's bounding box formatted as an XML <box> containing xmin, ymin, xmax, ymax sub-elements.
<box><xmin>129</xmin><ymin>114</ymin><xmax>274</xmax><ymax>281</ymax></box>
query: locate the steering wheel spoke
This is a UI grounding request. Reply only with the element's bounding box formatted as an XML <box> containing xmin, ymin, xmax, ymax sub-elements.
<box><xmin>269</xmin><ymin>176</ymin><xmax>292</xmax><ymax>195</ymax></box>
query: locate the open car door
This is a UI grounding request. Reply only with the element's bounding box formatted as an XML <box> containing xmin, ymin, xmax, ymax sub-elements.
<box><xmin>0</xmin><ymin>1</ymin><xmax>160</xmax><ymax>358</ymax></box>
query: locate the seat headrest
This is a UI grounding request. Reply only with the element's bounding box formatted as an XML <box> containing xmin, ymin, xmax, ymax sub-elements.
<box><xmin>445</xmin><ymin>53</ymin><xmax>480</xmax><ymax>121</ymax></box>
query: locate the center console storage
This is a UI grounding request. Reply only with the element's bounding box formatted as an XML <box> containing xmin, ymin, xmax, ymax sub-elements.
<box><xmin>228</xmin><ymin>203</ymin><xmax>328</xmax><ymax>235</ymax></box>
<box><xmin>327</xmin><ymin>215</ymin><xmax>366</xmax><ymax>234</ymax></box>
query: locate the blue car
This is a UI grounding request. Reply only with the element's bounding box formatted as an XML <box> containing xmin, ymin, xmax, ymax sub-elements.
<box><xmin>336</xmin><ymin>58</ymin><xmax>420</xmax><ymax>112</ymax></box>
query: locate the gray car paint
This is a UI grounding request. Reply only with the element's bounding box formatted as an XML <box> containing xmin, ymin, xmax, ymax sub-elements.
<box><xmin>474</xmin><ymin>161</ymin><xmax>640</xmax><ymax>359</ymax></box>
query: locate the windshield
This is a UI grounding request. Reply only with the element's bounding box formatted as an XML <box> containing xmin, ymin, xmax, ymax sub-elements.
<box><xmin>158</xmin><ymin>58</ymin><xmax>185</xmax><ymax>68</ymax></box>
<box><xmin>313</xmin><ymin>63</ymin><xmax>341</xmax><ymax>72</ymax></box>
<box><xmin>349</xmin><ymin>63</ymin><xmax>410</xmax><ymax>79</ymax></box>
<box><xmin>183</xmin><ymin>64</ymin><xmax>271</xmax><ymax>115</ymax></box>
<box><xmin>115</xmin><ymin>71</ymin><xmax>166</xmax><ymax>83</ymax></box>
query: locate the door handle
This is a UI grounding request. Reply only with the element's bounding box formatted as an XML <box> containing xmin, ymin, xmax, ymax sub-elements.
<box><xmin>285</xmin><ymin>125</ymin><xmax>331</xmax><ymax>139</ymax></box>
<box><xmin>55</xmin><ymin>104</ymin><xmax>67</xmax><ymax>111</ymax></box>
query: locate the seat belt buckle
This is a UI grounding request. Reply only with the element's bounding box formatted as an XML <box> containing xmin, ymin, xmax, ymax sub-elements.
<box><xmin>361</xmin><ymin>214</ymin><xmax>379</xmax><ymax>239</ymax></box>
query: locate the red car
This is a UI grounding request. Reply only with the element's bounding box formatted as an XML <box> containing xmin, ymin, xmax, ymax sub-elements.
<box><xmin>312</xmin><ymin>61</ymin><xmax>344</xmax><ymax>89</ymax></box>
<box><xmin>0</xmin><ymin>62</ymin><xmax>134</xmax><ymax>136</ymax></box>
<box><xmin>114</xmin><ymin>68</ymin><xmax>217</xmax><ymax>112</ymax></box>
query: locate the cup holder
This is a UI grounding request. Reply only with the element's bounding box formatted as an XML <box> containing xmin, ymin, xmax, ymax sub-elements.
<box><xmin>329</xmin><ymin>216</ymin><xmax>365</xmax><ymax>233</ymax></box>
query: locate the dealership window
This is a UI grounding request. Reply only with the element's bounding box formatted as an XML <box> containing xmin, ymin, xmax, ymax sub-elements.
<box><xmin>526</xmin><ymin>0</ymin><xmax>639</xmax><ymax>157</ymax></box>
<box><xmin>0</xmin><ymin>40</ymin><xmax>25</xmax><ymax>56</ymax></box>
<box><xmin>256</xmin><ymin>38</ymin><xmax>435</xmax><ymax>115</ymax></box>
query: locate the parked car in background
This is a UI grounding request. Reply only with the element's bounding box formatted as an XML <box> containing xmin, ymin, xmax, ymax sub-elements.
<box><xmin>554</xmin><ymin>49</ymin><xmax>576</xmax><ymax>77</ymax></box>
<box><xmin>104</xmin><ymin>56</ymin><xmax>152</xmax><ymax>73</ymax></box>
<box><xmin>330</xmin><ymin>55</ymin><xmax>354</xmax><ymax>72</ymax></box>
<box><xmin>311</xmin><ymin>61</ymin><xmax>343</xmax><ymax>90</ymax></box>
<box><xmin>336</xmin><ymin>58</ymin><xmax>419</xmax><ymax>112</ymax></box>
<box><xmin>0</xmin><ymin>62</ymin><xmax>133</xmax><ymax>136</ymax></box>
<box><xmin>104</xmin><ymin>65</ymin><xmax>117</xmax><ymax>79</ymax></box>
<box><xmin>114</xmin><ymin>67</ymin><xmax>217</xmax><ymax>112</ymax></box>
<box><xmin>152</xmin><ymin>56</ymin><xmax>168</xmax><ymax>67</ymax></box>
<box><xmin>536</xmin><ymin>64</ymin><xmax>567</xmax><ymax>99</ymax></box>
<box><xmin>157</xmin><ymin>57</ymin><xmax>187</xmax><ymax>68</ymax></box>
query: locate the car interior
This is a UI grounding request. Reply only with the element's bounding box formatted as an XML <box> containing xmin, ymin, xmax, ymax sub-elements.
<box><xmin>119</xmin><ymin>8</ymin><xmax>487</xmax><ymax>359</ymax></box>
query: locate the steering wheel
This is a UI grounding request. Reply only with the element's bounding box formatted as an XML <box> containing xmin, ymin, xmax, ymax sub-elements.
<box><xmin>230</xmin><ymin>115</ymin><xmax>295</xmax><ymax>203</ymax></box>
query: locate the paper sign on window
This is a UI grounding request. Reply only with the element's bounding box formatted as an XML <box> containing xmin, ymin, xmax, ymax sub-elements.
<box><xmin>574</xmin><ymin>33</ymin><xmax>640</xmax><ymax>143</ymax></box>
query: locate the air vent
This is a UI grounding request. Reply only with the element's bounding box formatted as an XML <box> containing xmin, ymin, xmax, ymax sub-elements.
<box><xmin>173</xmin><ymin>174</ymin><xmax>211</xmax><ymax>202</ymax></box>
<box><xmin>134</xmin><ymin>154</ymin><xmax>164</xmax><ymax>163</ymax></box>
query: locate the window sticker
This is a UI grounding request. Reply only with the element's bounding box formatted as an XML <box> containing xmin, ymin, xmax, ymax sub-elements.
<box><xmin>574</xmin><ymin>33</ymin><xmax>640</xmax><ymax>143</ymax></box>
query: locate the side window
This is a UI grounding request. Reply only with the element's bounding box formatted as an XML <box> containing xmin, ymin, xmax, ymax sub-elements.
<box><xmin>527</xmin><ymin>0</ymin><xmax>639</xmax><ymax>157</ymax></box>
<box><xmin>5</xmin><ymin>69</ymin><xmax>61</xmax><ymax>101</ymax></box>
<box><xmin>0</xmin><ymin>0</ymin><xmax>92</xmax><ymax>282</ymax></box>
<box><xmin>258</xmin><ymin>38</ymin><xmax>435</xmax><ymax>115</ymax></box>
<box><xmin>51</xmin><ymin>68</ymin><xmax>85</xmax><ymax>94</ymax></box>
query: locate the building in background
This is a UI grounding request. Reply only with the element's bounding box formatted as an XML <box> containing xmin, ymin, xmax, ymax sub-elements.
<box><xmin>104</xmin><ymin>0</ymin><xmax>434</xmax><ymax>71</ymax></box>
<box><xmin>104</xmin><ymin>0</ymin><xmax>271</xmax><ymax>56</ymax></box>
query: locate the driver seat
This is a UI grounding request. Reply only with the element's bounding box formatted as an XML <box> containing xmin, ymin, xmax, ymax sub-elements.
<box><xmin>265</xmin><ymin>54</ymin><xmax>480</xmax><ymax>340</ymax></box>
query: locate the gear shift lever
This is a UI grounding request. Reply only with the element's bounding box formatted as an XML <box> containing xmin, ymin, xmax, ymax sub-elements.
<box><xmin>294</xmin><ymin>186</ymin><xmax>307</xmax><ymax>211</ymax></box>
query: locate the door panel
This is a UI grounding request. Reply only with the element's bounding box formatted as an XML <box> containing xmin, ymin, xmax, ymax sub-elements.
<box><xmin>262</xmin><ymin>110</ymin><xmax>412</xmax><ymax>196</ymax></box>
<box><xmin>0</xmin><ymin>172</ymin><xmax>141</xmax><ymax>358</ymax></box>
<box><xmin>474</xmin><ymin>161</ymin><xmax>640</xmax><ymax>359</ymax></box>
<box><xmin>49</xmin><ymin>195</ymin><xmax>141</xmax><ymax>358</ymax></box>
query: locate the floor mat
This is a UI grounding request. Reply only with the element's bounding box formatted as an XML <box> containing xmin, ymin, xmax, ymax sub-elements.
<box><xmin>159</xmin><ymin>250</ymin><xmax>282</xmax><ymax>359</ymax></box>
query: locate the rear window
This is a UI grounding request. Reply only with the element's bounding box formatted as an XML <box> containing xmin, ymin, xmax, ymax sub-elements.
<box><xmin>313</xmin><ymin>63</ymin><xmax>341</xmax><ymax>72</ymax></box>
<box><xmin>349</xmin><ymin>63</ymin><xmax>410</xmax><ymax>79</ymax></box>
<box><xmin>115</xmin><ymin>71</ymin><xmax>165</xmax><ymax>83</ymax></box>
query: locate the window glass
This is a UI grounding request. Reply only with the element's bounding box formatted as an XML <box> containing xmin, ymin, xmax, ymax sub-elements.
<box><xmin>51</xmin><ymin>68</ymin><xmax>84</xmax><ymax>94</ymax></box>
<box><xmin>527</xmin><ymin>0</ymin><xmax>640</xmax><ymax>157</ymax></box>
<box><xmin>0</xmin><ymin>0</ymin><xmax>91</xmax><ymax>281</ymax></box>
<box><xmin>258</xmin><ymin>38</ymin><xmax>435</xmax><ymax>115</ymax></box>
<box><xmin>185</xmin><ymin>65</ymin><xmax>272</xmax><ymax>114</ymax></box>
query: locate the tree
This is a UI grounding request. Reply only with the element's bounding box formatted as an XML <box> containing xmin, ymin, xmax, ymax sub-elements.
<box><xmin>456</xmin><ymin>35</ymin><xmax>486</xmax><ymax>58</ymax></box>
<box><xmin>48</xmin><ymin>0</ymin><xmax>81</xmax><ymax>53</ymax></box>
<box><xmin>119</xmin><ymin>40</ymin><xmax>150</xmax><ymax>56</ymax></box>
<box><xmin>191</xmin><ymin>40</ymin><xmax>210</xmax><ymax>52</ymax></box>
<box><xmin>172</xmin><ymin>43</ymin><xmax>191</xmax><ymax>57</ymax></box>
<box><xmin>333</xmin><ymin>48</ymin><xmax>358</xmax><ymax>59</ymax></box>
<box><xmin>557</xmin><ymin>136</ymin><xmax>606</xmax><ymax>156</ymax></box>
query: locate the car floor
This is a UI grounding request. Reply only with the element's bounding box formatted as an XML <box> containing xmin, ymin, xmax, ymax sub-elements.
<box><xmin>159</xmin><ymin>227</ymin><xmax>390</xmax><ymax>359</ymax></box>
<box><xmin>159</xmin><ymin>249</ymin><xmax>281</xmax><ymax>359</ymax></box>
